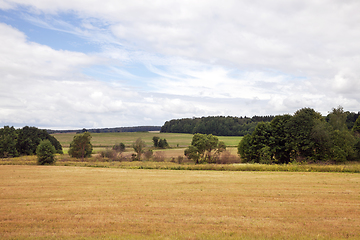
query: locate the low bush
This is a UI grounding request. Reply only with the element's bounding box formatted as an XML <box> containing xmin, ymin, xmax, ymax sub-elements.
<box><xmin>216</xmin><ymin>151</ymin><xmax>241</xmax><ymax>164</ymax></box>
<box><xmin>153</xmin><ymin>152</ymin><xmax>165</xmax><ymax>162</ymax></box>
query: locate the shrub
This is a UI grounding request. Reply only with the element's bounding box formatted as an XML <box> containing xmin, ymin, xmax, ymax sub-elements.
<box><xmin>113</xmin><ymin>143</ymin><xmax>125</xmax><ymax>153</ymax></box>
<box><xmin>217</xmin><ymin>151</ymin><xmax>241</xmax><ymax>164</ymax></box>
<box><xmin>133</xmin><ymin>138</ymin><xmax>145</xmax><ymax>160</ymax></box>
<box><xmin>143</xmin><ymin>150</ymin><xmax>153</xmax><ymax>161</ymax></box>
<box><xmin>153</xmin><ymin>152</ymin><xmax>165</xmax><ymax>162</ymax></box>
<box><xmin>99</xmin><ymin>149</ymin><xmax>120</xmax><ymax>161</ymax></box>
<box><xmin>36</xmin><ymin>140</ymin><xmax>56</xmax><ymax>165</ymax></box>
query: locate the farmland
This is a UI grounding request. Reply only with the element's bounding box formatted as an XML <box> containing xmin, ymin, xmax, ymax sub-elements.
<box><xmin>52</xmin><ymin>131</ymin><xmax>242</xmax><ymax>148</ymax></box>
<box><xmin>1</xmin><ymin>165</ymin><xmax>359</xmax><ymax>239</ymax></box>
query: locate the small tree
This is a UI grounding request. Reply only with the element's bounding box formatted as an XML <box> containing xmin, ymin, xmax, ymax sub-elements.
<box><xmin>68</xmin><ymin>132</ymin><xmax>93</xmax><ymax>160</ymax></box>
<box><xmin>113</xmin><ymin>143</ymin><xmax>125</xmax><ymax>153</ymax></box>
<box><xmin>158</xmin><ymin>138</ymin><xmax>169</xmax><ymax>149</ymax></box>
<box><xmin>133</xmin><ymin>138</ymin><xmax>146</xmax><ymax>160</ymax></box>
<box><xmin>36</xmin><ymin>140</ymin><xmax>56</xmax><ymax>165</ymax></box>
<box><xmin>152</xmin><ymin>136</ymin><xmax>160</xmax><ymax>147</ymax></box>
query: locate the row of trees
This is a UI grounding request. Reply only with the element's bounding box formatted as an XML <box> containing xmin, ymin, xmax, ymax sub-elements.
<box><xmin>161</xmin><ymin>112</ymin><xmax>360</xmax><ymax>137</ymax></box>
<box><xmin>161</xmin><ymin>116</ymin><xmax>275</xmax><ymax>136</ymax></box>
<box><xmin>47</xmin><ymin>126</ymin><xmax>161</xmax><ymax>134</ymax></box>
<box><xmin>238</xmin><ymin>107</ymin><xmax>360</xmax><ymax>164</ymax></box>
<box><xmin>152</xmin><ymin>136</ymin><xmax>169</xmax><ymax>148</ymax></box>
<box><xmin>0</xmin><ymin>126</ymin><xmax>63</xmax><ymax>158</ymax></box>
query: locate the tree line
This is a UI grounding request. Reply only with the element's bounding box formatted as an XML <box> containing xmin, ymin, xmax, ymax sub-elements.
<box><xmin>238</xmin><ymin>107</ymin><xmax>360</xmax><ymax>164</ymax></box>
<box><xmin>160</xmin><ymin>115</ymin><xmax>275</xmax><ymax>136</ymax></box>
<box><xmin>0</xmin><ymin>126</ymin><xmax>63</xmax><ymax>158</ymax></box>
<box><xmin>47</xmin><ymin>126</ymin><xmax>161</xmax><ymax>134</ymax></box>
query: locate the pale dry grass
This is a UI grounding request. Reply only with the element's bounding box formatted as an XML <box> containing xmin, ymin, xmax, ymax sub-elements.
<box><xmin>0</xmin><ymin>166</ymin><xmax>359</xmax><ymax>239</ymax></box>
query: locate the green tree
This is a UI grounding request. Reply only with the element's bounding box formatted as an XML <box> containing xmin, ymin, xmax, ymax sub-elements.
<box><xmin>0</xmin><ymin>126</ymin><xmax>19</xmax><ymax>158</ymax></box>
<box><xmin>133</xmin><ymin>138</ymin><xmax>146</xmax><ymax>160</ymax></box>
<box><xmin>331</xmin><ymin>130</ymin><xmax>356</xmax><ymax>162</ymax></box>
<box><xmin>329</xmin><ymin>106</ymin><xmax>348</xmax><ymax>131</ymax></box>
<box><xmin>158</xmin><ymin>138</ymin><xmax>169</xmax><ymax>149</ymax></box>
<box><xmin>237</xmin><ymin>134</ymin><xmax>253</xmax><ymax>163</ymax></box>
<box><xmin>310</xmin><ymin>119</ymin><xmax>333</xmax><ymax>161</ymax></box>
<box><xmin>68</xmin><ymin>132</ymin><xmax>93</xmax><ymax>160</ymax></box>
<box><xmin>285</xmin><ymin>108</ymin><xmax>323</xmax><ymax>160</ymax></box>
<box><xmin>184</xmin><ymin>133</ymin><xmax>226</xmax><ymax>164</ymax></box>
<box><xmin>352</xmin><ymin>115</ymin><xmax>360</xmax><ymax>136</ymax></box>
<box><xmin>36</xmin><ymin>140</ymin><xmax>56</xmax><ymax>165</ymax></box>
<box><xmin>113</xmin><ymin>143</ymin><xmax>125</xmax><ymax>153</ymax></box>
<box><xmin>16</xmin><ymin>126</ymin><xmax>62</xmax><ymax>155</ymax></box>
<box><xmin>152</xmin><ymin>136</ymin><xmax>160</xmax><ymax>147</ymax></box>
<box><xmin>270</xmin><ymin>115</ymin><xmax>293</xmax><ymax>163</ymax></box>
<box><xmin>184</xmin><ymin>145</ymin><xmax>200</xmax><ymax>163</ymax></box>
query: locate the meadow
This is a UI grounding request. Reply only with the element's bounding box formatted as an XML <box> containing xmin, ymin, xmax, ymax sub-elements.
<box><xmin>52</xmin><ymin>131</ymin><xmax>242</xmax><ymax>148</ymax></box>
<box><xmin>1</xmin><ymin>165</ymin><xmax>359</xmax><ymax>239</ymax></box>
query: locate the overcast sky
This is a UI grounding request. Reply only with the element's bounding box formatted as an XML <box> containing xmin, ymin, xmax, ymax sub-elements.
<box><xmin>1</xmin><ymin>0</ymin><xmax>360</xmax><ymax>129</ymax></box>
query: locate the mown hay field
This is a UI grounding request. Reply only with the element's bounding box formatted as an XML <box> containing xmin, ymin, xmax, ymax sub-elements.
<box><xmin>1</xmin><ymin>165</ymin><xmax>359</xmax><ymax>239</ymax></box>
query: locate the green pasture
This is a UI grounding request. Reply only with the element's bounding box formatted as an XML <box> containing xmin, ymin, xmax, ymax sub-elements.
<box><xmin>52</xmin><ymin>131</ymin><xmax>243</xmax><ymax>148</ymax></box>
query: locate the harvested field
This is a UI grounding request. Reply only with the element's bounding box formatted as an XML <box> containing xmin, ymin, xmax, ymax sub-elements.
<box><xmin>1</xmin><ymin>165</ymin><xmax>359</xmax><ymax>239</ymax></box>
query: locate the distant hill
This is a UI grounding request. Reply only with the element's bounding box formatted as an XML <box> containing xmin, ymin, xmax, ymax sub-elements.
<box><xmin>47</xmin><ymin>126</ymin><xmax>161</xmax><ymax>134</ymax></box>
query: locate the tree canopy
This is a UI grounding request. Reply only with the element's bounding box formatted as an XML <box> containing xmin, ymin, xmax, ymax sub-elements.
<box><xmin>68</xmin><ymin>132</ymin><xmax>93</xmax><ymax>160</ymax></box>
<box><xmin>0</xmin><ymin>126</ymin><xmax>62</xmax><ymax>158</ymax></box>
<box><xmin>184</xmin><ymin>133</ymin><xmax>226</xmax><ymax>164</ymax></box>
<box><xmin>238</xmin><ymin>107</ymin><xmax>359</xmax><ymax>164</ymax></box>
<box><xmin>36</xmin><ymin>139</ymin><xmax>56</xmax><ymax>165</ymax></box>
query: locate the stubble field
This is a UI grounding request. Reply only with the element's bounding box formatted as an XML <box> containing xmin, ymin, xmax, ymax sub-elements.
<box><xmin>1</xmin><ymin>165</ymin><xmax>359</xmax><ymax>239</ymax></box>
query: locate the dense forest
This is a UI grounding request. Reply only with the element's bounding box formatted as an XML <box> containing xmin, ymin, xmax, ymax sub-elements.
<box><xmin>160</xmin><ymin>116</ymin><xmax>275</xmax><ymax>136</ymax></box>
<box><xmin>238</xmin><ymin>107</ymin><xmax>360</xmax><ymax>164</ymax></box>
<box><xmin>0</xmin><ymin>126</ymin><xmax>63</xmax><ymax>158</ymax></box>
<box><xmin>161</xmin><ymin>111</ymin><xmax>360</xmax><ymax>136</ymax></box>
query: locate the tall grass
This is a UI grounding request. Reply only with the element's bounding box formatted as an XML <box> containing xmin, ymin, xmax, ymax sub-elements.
<box><xmin>2</xmin><ymin>155</ymin><xmax>359</xmax><ymax>173</ymax></box>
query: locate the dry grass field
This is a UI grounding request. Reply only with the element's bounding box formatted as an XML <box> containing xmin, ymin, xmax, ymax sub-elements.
<box><xmin>1</xmin><ymin>165</ymin><xmax>359</xmax><ymax>239</ymax></box>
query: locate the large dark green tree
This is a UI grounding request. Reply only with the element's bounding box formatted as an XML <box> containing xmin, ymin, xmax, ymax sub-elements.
<box><xmin>0</xmin><ymin>126</ymin><xmax>62</xmax><ymax>157</ymax></box>
<box><xmin>270</xmin><ymin>115</ymin><xmax>293</xmax><ymax>163</ymax></box>
<box><xmin>0</xmin><ymin>126</ymin><xmax>19</xmax><ymax>158</ymax></box>
<box><xmin>352</xmin><ymin>115</ymin><xmax>360</xmax><ymax>136</ymax></box>
<box><xmin>284</xmin><ymin>108</ymin><xmax>324</xmax><ymax>160</ymax></box>
<box><xmin>36</xmin><ymin>139</ymin><xmax>56</xmax><ymax>165</ymax></box>
<box><xmin>16</xmin><ymin>126</ymin><xmax>62</xmax><ymax>155</ymax></box>
<box><xmin>237</xmin><ymin>122</ymin><xmax>275</xmax><ymax>163</ymax></box>
<box><xmin>68</xmin><ymin>132</ymin><xmax>93</xmax><ymax>160</ymax></box>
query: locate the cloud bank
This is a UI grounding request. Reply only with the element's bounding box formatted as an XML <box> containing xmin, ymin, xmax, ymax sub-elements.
<box><xmin>0</xmin><ymin>0</ymin><xmax>359</xmax><ymax>129</ymax></box>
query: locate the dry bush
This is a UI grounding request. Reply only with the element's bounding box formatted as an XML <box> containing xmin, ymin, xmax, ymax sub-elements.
<box><xmin>177</xmin><ymin>156</ymin><xmax>184</xmax><ymax>164</ymax></box>
<box><xmin>143</xmin><ymin>150</ymin><xmax>153</xmax><ymax>161</ymax></box>
<box><xmin>216</xmin><ymin>150</ymin><xmax>241</xmax><ymax>164</ymax></box>
<box><xmin>99</xmin><ymin>149</ymin><xmax>122</xmax><ymax>161</ymax></box>
<box><xmin>153</xmin><ymin>151</ymin><xmax>165</xmax><ymax>162</ymax></box>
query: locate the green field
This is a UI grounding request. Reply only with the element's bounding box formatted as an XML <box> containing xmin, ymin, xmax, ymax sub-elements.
<box><xmin>52</xmin><ymin>131</ymin><xmax>243</xmax><ymax>148</ymax></box>
<box><xmin>1</xmin><ymin>165</ymin><xmax>359</xmax><ymax>239</ymax></box>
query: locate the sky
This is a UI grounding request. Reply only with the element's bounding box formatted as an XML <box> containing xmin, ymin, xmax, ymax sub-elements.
<box><xmin>1</xmin><ymin>0</ymin><xmax>360</xmax><ymax>130</ymax></box>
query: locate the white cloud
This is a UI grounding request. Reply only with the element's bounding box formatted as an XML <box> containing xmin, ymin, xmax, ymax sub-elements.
<box><xmin>1</xmin><ymin>1</ymin><xmax>360</xmax><ymax>128</ymax></box>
